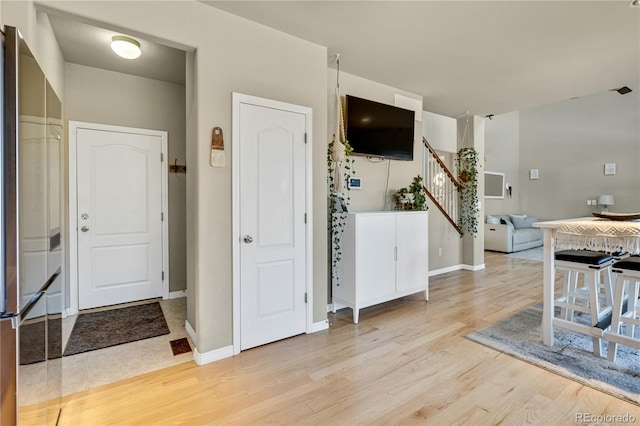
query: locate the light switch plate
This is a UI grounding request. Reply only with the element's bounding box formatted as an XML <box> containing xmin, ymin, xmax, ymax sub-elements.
<box><xmin>348</xmin><ymin>177</ymin><xmax>362</xmax><ymax>190</ymax></box>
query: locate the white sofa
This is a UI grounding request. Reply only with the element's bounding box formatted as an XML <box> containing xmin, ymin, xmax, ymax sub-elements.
<box><xmin>484</xmin><ymin>214</ymin><xmax>543</xmax><ymax>253</ymax></box>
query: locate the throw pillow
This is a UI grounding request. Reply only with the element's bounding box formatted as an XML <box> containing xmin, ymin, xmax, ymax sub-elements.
<box><xmin>486</xmin><ymin>215</ymin><xmax>500</xmax><ymax>225</ymax></box>
<box><xmin>511</xmin><ymin>214</ymin><xmax>530</xmax><ymax>229</ymax></box>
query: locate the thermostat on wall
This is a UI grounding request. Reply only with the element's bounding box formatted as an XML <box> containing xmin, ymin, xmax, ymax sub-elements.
<box><xmin>348</xmin><ymin>177</ymin><xmax>362</xmax><ymax>190</ymax></box>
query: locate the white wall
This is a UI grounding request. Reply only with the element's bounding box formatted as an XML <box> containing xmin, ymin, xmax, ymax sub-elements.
<box><xmin>27</xmin><ymin>0</ymin><xmax>329</xmax><ymax>355</ymax></box>
<box><xmin>64</xmin><ymin>63</ymin><xmax>187</xmax><ymax>293</ymax></box>
<box><xmin>423</xmin><ymin>111</ymin><xmax>457</xmax><ymax>152</ymax></box>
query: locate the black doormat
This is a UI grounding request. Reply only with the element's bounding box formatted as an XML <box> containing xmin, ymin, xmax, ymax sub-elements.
<box><xmin>63</xmin><ymin>302</ymin><xmax>170</xmax><ymax>356</ymax></box>
<box><xmin>169</xmin><ymin>337</ymin><xmax>192</xmax><ymax>356</ymax></box>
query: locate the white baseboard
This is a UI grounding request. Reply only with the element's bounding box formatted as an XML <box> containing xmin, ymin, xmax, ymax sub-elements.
<box><xmin>185</xmin><ymin>320</ymin><xmax>197</xmax><ymax>343</ymax></box>
<box><xmin>429</xmin><ymin>263</ymin><xmax>485</xmax><ymax>276</ymax></box>
<box><xmin>193</xmin><ymin>345</ymin><xmax>233</xmax><ymax>366</ymax></box>
<box><xmin>168</xmin><ymin>290</ymin><xmax>187</xmax><ymax>299</ymax></box>
<box><xmin>429</xmin><ymin>265</ymin><xmax>463</xmax><ymax>276</ymax></box>
<box><xmin>462</xmin><ymin>263</ymin><xmax>485</xmax><ymax>271</ymax></box>
<box><xmin>310</xmin><ymin>319</ymin><xmax>329</xmax><ymax>333</ymax></box>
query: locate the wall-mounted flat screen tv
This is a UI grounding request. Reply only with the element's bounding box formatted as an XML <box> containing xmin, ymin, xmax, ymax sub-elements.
<box><xmin>345</xmin><ymin>95</ymin><xmax>415</xmax><ymax>161</ymax></box>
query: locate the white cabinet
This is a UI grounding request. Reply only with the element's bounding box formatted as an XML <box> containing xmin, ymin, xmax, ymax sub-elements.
<box><xmin>332</xmin><ymin>211</ymin><xmax>429</xmax><ymax>323</ymax></box>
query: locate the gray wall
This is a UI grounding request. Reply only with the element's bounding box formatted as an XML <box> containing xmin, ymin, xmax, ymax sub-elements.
<box><xmin>64</xmin><ymin>63</ymin><xmax>187</xmax><ymax>293</ymax></box>
<box><xmin>327</xmin><ymin>70</ymin><xmax>424</xmax><ymax>213</ymax></box>
<box><xmin>484</xmin><ymin>111</ymin><xmax>521</xmax><ymax>215</ymax></box>
<box><xmin>486</xmin><ymin>88</ymin><xmax>640</xmax><ymax>221</ymax></box>
<box><xmin>519</xmin><ymin>87</ymin><xmax>640</xmax><ymax>219</ymax></box>
<box><xmin>422</xmin><ymin>111</ymin><xmax>462</xmax><ymax>271</ymax></box>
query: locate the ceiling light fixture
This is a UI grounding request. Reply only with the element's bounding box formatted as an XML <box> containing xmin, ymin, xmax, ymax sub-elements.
<box><xmin>630</xmin><ymin>0</ymin><xmax>640</xmax><ymax>7</ymax></box>
<box><xmin>111</xmin><ymin>35</ymin><xmax>141</xmax><ymax>59</ymax></box>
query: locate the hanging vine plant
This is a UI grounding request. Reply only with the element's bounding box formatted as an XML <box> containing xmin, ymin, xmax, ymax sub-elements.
<box><xmin>328</xmin><ymin>137</ymin><xmax>354</xmax><ymax>287</ymax></box>
<box><xmin>456</xmin><ymin>147</ymin><xmax>479</xmax><ymax>235</ymax></box>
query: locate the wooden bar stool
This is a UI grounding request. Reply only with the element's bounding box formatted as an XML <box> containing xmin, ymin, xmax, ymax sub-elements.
<box><xmin>554</xmin><ymin>250</ymin><xmax>614</xmax><ymax>357</ymax></box>
<box><xmin>607</xmin><ymin>256</ymin><xmax>640</xmax><ymax>362</ymax></box>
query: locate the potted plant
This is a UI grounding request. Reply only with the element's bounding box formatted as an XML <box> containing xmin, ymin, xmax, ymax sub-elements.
<box><xmin>394</xmin><ymin>175</ymin><xmax>427</xmax><ymax>211</ymax></box>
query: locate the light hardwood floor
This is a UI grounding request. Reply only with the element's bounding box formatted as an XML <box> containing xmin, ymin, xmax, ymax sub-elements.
<box><xmin>25</xmin><ymin>252</ymin><xmax>640</xmax><ymax>425</ymax></box>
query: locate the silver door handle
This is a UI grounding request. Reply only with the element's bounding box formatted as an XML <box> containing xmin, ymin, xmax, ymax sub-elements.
<box><xmin>243</xmin><ymin>235</ymin><xmax>253</xmax><ymax>244</ymax></box>
<box><xmin>81</xmin><ymin>226</ymin><xmax>90</xmax><ymax>232</ymax></box>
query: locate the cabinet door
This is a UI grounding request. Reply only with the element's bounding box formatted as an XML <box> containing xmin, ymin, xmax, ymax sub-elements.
<box><xmin>356</xmin><ymin>215</ymin><xmax>396</xmax><ymax>303</ymax></box>
<box><xmin>396</xmin><ymin>213</ymin><xmax>429</xmax><ymax>294</ymax></box>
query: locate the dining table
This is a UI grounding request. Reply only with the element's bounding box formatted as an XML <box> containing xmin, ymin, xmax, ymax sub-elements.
<box><xmin>533</xmin><ymin>217</ymin><xmax>640</xmax><ymax>347</ymax></box>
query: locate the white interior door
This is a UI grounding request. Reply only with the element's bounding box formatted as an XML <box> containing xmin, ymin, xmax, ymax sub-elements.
<box><xmin>76</xmin><ymin>127</ymin><xmax>164</xmax><ymax>310</ymax></box>
<box><xmin>238</xmin><ymin>99</ymin><xmax>308</xmax><ymax>351</ymax></box>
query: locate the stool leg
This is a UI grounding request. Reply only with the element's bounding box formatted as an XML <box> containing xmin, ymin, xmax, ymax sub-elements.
<box><xmin>626</xmin><ymin>280</ymin><xmax>639</xmax><ymax>338</ymax></box>
<box><xmin>561</xmin><ymin>271</ymin><xmax>570</xmax><ymax>320</ymax></box>
<box><xmin>607</xmin><ymin>277</ymin><xmax>627</xmax><ymax>362</ymax></box>
<box><xmin>587</xmin><ymin>271</ymin><xmax>603</xmax><ymax>357</ymax></box>
<box><xmin>567</xmin><ymin>271</ymin><xmax>579</xmax><ymax>321</ymax></box>
<box><xmin>603</xmin><ymin>267</ymin><xmax>613</xmax><ymax>307</ymax></box>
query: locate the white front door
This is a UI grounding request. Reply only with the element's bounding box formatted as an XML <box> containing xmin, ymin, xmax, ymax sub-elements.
<box><xmin>76</xmin><ymin>127</ymin><xmax>164</xmax><ymax>310</ymax></box>
<box><xmin>237</xmin><ymin>97</ymin><xmax>309</xmax><ymax>351</ymax></box>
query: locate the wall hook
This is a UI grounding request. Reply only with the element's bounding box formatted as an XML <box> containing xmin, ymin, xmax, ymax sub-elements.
<box><xmin>169</xmin><ymin>158</ymin><xmax>187</xmax><ymax>173</ymax></box>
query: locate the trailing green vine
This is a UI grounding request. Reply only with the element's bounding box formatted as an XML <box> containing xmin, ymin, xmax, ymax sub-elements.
<box><xmin>328</xmin><ymin>139</ymin><xmax>354</xmax><ymax>287</ymax></box>
<box><xmin>456</xmin><ymin>147</ymin><xmax>479</xmax><ymax>235</ymax></box>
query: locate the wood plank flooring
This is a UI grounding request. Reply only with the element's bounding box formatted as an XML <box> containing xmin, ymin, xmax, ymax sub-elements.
<box><xmin>25</xmin><ymin>252</ymin><xmax>640</xmax><ymax>424</ymax></box>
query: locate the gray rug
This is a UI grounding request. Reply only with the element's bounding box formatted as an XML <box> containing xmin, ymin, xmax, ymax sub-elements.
<box><xmin>63</xmin><ymin>302</ymin><xmax>170</xmax><ymax>356</ymax></box>
<box><xmin>503</xmin><ymin>246</ymin><xmax>544</xmax><ymax>262</ymax></box>
<box><xmin>465</xmin><ymin>303</ymin><xmax>640</xmax><ymax>405</ymax></box>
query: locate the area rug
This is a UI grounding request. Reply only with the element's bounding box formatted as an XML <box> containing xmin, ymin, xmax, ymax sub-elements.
<box><xmin>465</xmin><ymin>303</ymin><xmax>640</xmax><ymax>405</ymax></box>
<box><xmin>63</xmin><ymin>302</ymin><xmax>170</xmax><ymax>356</ymax></box>
<box><xmin>503</xmin><ymin>246</ymin><xmax>544</xmax><ymax>262</ymax></box>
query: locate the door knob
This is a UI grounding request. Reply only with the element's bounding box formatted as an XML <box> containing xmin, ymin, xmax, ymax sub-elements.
<box><xmin>243</xmin><ymin>235</ymin><xmax>253</xmax><ymax>244</ymax></box>
<box><xmin>81</xmin><ymin>226</ymin><xmax>90</xmax><ymax>232</ymax></box>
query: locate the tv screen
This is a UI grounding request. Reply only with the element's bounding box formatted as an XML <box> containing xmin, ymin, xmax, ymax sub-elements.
<box><xmin>345</xmin><ymin>95</ymin><xmax>415</xmax><ymax>161</ymax></box>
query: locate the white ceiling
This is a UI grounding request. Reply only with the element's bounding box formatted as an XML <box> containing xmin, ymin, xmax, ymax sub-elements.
<box><xmin>48</xmin><ymin>14</ymin><xmax>186</xmax><ymax>85</ymax></box>
<box><xmin>46</xmin><ymin>2</ymin><xmax>639</xmax><ymax>117</ymax></box>
<box><xmin>204</xmin><ymin>0</ymin><xmax>640</xmax><ymax>117</ymax></box>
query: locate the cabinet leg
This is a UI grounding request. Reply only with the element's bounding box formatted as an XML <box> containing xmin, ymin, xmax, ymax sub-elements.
<box><xmin>353</xmin><ymin>308</ymin><xmax>359</xmax><ymax>324</ymax></box>
<box><xmin>425</xmin><ymin>286</ymin><xmax>429</xmax><ymax>301</ymax></box>
<box><xmin>331</xmin><ymin>301</ymin><xmax>336</xmax><ymax>314</ymax></box>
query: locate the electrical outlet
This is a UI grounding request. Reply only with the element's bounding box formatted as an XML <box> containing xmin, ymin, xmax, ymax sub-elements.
<box><xmin>438</xmin><ymin>247</ymin><xmax>443</xmax><ymax>256</ymax></box>
<box><xmin>587</xmin><ymin>200</ymin><xmax>592</xmax><ymax>205</ymax></box>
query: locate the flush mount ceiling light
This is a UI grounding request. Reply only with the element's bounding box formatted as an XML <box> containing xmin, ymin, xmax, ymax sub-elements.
<box><xmin>111</xmin><ymin>35</ymin><xmax>141</xmax><ymax>59</ymax></box>
<box><xmin>631</xmin><ymin>0</ymin><xmax>640</xmax><ymax>7</ymax></box>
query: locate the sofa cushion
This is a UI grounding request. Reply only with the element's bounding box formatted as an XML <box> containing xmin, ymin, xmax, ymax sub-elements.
<box><xmin>513</xmin><ymin>228</ymin><xmax>542</xmax><ymax>245</ymax></box>
<box><xmin>555</xmin><ymin>250</ymin><xmax>613</xmax><ymax>265</ymax></box>
<box><xmin>511</xmin><ymin>215</ymin><xmax>538</xmax><ymax>229</ymax></box>
<box><xmin>510</xmin><ymin>214</ymin><xmax>527</xmax><ymax>228</ymax></box>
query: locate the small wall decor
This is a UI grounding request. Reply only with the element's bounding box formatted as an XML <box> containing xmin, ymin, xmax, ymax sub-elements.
<box><xmin>604</xmin><ymin>163</ymin><xmax>616</xmax><ymax>176</ymax></box>
<box><xmin>210</xmin><ymin>127</ymin><xmax>225</xmax><ymax>167</ymax></box>
<box><xmin>529</xmin><ymin>169</ymin><xmax>539</xmax><ymax>180</ymax></box>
